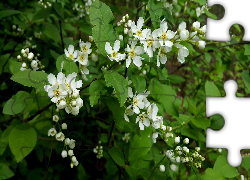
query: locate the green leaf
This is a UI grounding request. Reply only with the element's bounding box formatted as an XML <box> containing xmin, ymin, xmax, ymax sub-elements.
<box><xmin>44</xmin><ymin>24</ymin><xmax>61</xmax><ymax>43</ymax></box>
<box><xmin>241</xmin><ymin>70</ymin><xmax>250</xmax><ymax>92</ymax></box>
<box><xmin>168</xmin><ymin>75</ymin><xmax>185</xmax><ymax>85</ymax></box>
<box><xmin>32</xmin><ymin>7</ymin><xmax>54</xmax><ymax>22</ymax></box>
<box><xmin>204</xmin><ymin>52</ymin><xmax>211</xmax><ymax>63</ymax></box>
<box><xmin>128</xmin><ymin>128</ymin><xmax>153</xmax><ymax>161</ymax></box>
<box><xmin>9</xmin><ymin>60</ymin><xmax>22</xmax><ymax>74</ymax></box>
<box><xmin>63</xmin><ymin>59</ymin><xmax>79</xmax><ymax>75</ymax></box>
<box><xmin>89</xmin><ymin>0</ymin><xmax>117</xmax><ymax>56</ymax></box>
<box><xmin>78</xmin><ymin>163</ymin><xmax>89</xmax><ymax>180</ymax></box>
<box><xmin>104</xmin><ymin>71</ymin><xmax>128</xmax><ymax>107</ymax></box>
<box><xmin>108</xmin><ymin>144</ymin><xmax>125</xmax><ymax>167</ymax></box>
<box><xmin>241</xmin><ymin>157</ymin><xmax>250</xmax><ymax>171</ymax></box>
<box><xmin>204</xmin><ymin>10</ymin><xmax>217</xmax><ymax>20</ymax></box>
<box><xmin>202</xmin><ymin>168</ymin><xmax>225</xmax><ymax>180</ymax></box>
<box><xmin>0</xmin><ymin>10</ymin><xmax>23</xmax><ymax>19</ymax></box>
<box><xmin>89</xmin><ymin>80</ymin><xmax>104</xmax><ymax>107</ymax></box>
<box><xmin>244</xmin><ymin>44</ymin><xmax>250</xmax><ymax>56</ymax></box>
<box><xmin>130</xmin><ymin>75</ymin><xmax>146</xmax><ymax>94</ymax></box>
<box><xmin>0</xmin><ymin>163</ymin><xmax>15</xmax><ymax>179</ymax></box>
<box><xmin>9</xmin><ymin>123</ymin><xmax>37</xmax><ymax>163</ymax></box>
<box><xmin>209</xmin><ymin>114</ymin><xmax>225</xmax><ymax>130</ymax></box>
<box><xmin>181</xmin><ymin>126</ymin><xmax>205</xmax><ymax>142</ymax></box>
<box><xmin>3</xmin><ymin>91</ymin><xmax>33</xmax><ymax>115</ymax></box>
<box><xmin>192</xmin><ymin>0</ymin><xmax>206</xmax><ymax>5</ymax></box>
<box><xmin>100</xmin><ymin>133</ymin><xmax>108</xmax><ymax>143</ymax></box>
<box><xmin>10</xmin><ymin>70</ymin><xmax>48</xmax><ymax>92</ymax></box>
<box><xmin>205</xmin><ymin>81</ymin><xmax>221</xmax><ymax>97</ymax></box>
<box><xmin>191</xmin><ymin>116</ymin><xmax>210</xmax><ymax>130</ymax></box>
<box><xmin>53</xmin><ymin>3</ymin><xmax>64</xmax><ymax>19</ymax></box>
<box><xmin>148</xmin><ymin>0</ymin><xmax>163</xmax><ymax>29</ymax></box>
<box><xmin>213</xmin><ymin>155</ymin><xmax>239</xmax><ymax>178</ymax></box>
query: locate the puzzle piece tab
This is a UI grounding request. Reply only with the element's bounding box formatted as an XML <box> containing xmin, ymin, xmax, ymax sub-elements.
<box><xmin>207</xmin><ymin>0</ymin><xmax>250</xmax><ymax>41</ymax></box>
<box><xmin>206</xmin><ymin>80</ymin><xmax>250</xmax><ymax>167</ymax></box>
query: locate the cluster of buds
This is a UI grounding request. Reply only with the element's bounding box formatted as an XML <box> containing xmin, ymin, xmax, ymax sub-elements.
<box><xmin>71</xmin><ymin>2</ymin><xmax>85</xmax><ymax>20</ymax></box>
<box><xmin>213</xmin><ymin>148</ymin><xmax>222</xmax><ymax>153</ymax></box>
<box><xmin>17</xmin><ymin>48</ymin><xmax>44</xmax><ymax>71</ymax></box>
<box><xmin>34</xmin><ymin>31</ymin><xmax>42</xmax><ymax>39</ymax></box>
<box><xmin>157</xmin><ymin>0</ymin><xmax>178</xmax><ymax>15</ymax></box>
<box><xmin>195</xmin><ymin>4</ymin><xmax>209</xmax><ymax>17</ymax></box>
<box><xmin>48</xmin><ymin>115</ymin><xmax>78</xmax><ymax>168</ymax></box>
<box><xmin>117</xmin><ymin>14</ymin><xmax>129</xmax><ymax>27</ymax></box>
<box><xmin>23</xmin><ymin>37</ymin><xmax>37</xmax><ymax>49</ymax></box>
<box><xmin>122</xmin><ymin>133</ymin><xmax>130</xmax><ymax>143</ymax></box>
<box><xmin>163</xmin><ymin>137</ymin><xmax>205</xmax><ymax>171</ymax></box>
<box><xmin>38</xmin><ymin>0</ymin><xmax>55</xmax><ymax>8</ymax></box>
<box><xmin>11</xmin><ymin>25</ymin><xmax>24</xmax><ymax>36</ymax></box>
<box><xmin>44</xmin><ymin>72</ymin><xmax>84</xmax><ymax>116</ymax></box>
<box><xmin>85</xmin><ymin>0</ymin><xmax>95</xmax><ymax>15</ymax></box>
<box><xmin>93</xmin><ymin>141</ymin><xmax>103</xmax><ymax>159</ymax></box>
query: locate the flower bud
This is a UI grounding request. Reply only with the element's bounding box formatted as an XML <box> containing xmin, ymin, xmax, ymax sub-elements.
<box><xmin>72</xmin><ymin>156</ymin><xmax>77</xmax><ymax>163</ymax></box>
<box><xmin>12</xmin><ymin>25</ymin><xmax>16</xmax><ymax>30</ymax></box>
<box><xmin>183</xmin><ymin>138</ymin><xmax>189</xmax><ymax>144</ymax></box>
<box><xmin>21</xmin><ymin>49</ymin><xmax>26</xmax><ymax>54</ymax></box>
<box><xmin>65</xmin><ymin>138</ymin><xmax>70</xmax><ymax>145</ymax></box>
<box><xmin>196</xmin><ymin>40</ymin><xmax>206</xmax><ymax>49</ymax></box>
<box><xmin>89</xmin><ymin>36</ymin><xmax>93</xmax><ymax>42</ymax></box>
<box><xmin>53</xmin><ymin>115</ymin><xmax>59</xmax><ymax>122</ymax></box>
<box><xmin>61</xmin><ymin>150</ymin><xmax>67</xmax><ymax>158</ymax></box>
<box><xmin>125</xmin><ymin>14</ymin><xmax>129</xmax><ymax>19</ymax></box>
<box><xmin>124</xmin><ymin>28</ymin><xmax>128</xmax><ymax>34</ymax></box>
<box><xmin>159</xmin><ymin>165</ymin><xmax>165</xmax><ymax>172</ymax></box>
<box><xmin>68</xmin><ymin>150</ymin><xmax>74</xmax><ymax>156</ymax></box>
<box><xmin>119</xmin><ymin>35</ymin><xmax>123</xmax><ymax>41</ymax></box>
<box><xmin>71</xmin><ymin>100</ymin><xmax>76</xmax><ymax>106</ymax></box>
<box><xmin>22</xmin><ymin>63</ymin><xmax>26</xmax><ymax>68</ymax></box>
<box><xmin>62</xmin><ymin>123</ymin><xmax>67</xmax><ymax>130</ymax></box>
<box><xmin>31</xmin><ymin>60</ymin><xmax>38</xmax><ymax>69</ymax></box>
<box><xmin>127</xmin><ymin>20</ymin><xmax>132</xmax><ymax>28</ymax></box>
<box><xmin>28</xmin><ymin>52</ymin><xmax>34</xmax><ymax>60</ymax></box>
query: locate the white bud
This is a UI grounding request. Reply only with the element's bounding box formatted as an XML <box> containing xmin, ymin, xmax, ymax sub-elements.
<box><xmin>61</xmin><ymin>150</ymin><xmax>67</xmax><ymax>158</ymax></box>
<box><xmin>127</xmin><ymin>20</ymin><xmax>132</xmax><ymax>28</ymax></box>
<box><xmin>22</xmin><ymin>62</ymin><xmax>26</xmax><ymax>68</ymax></box>
<box><xmin>12</xmin><ymin>25</ymin><xmax>16</xmax><ymax>30</ymax></box>
<box><xmin>183</xmin><ymin>138</ymin><xmax>189</xmax><ymax>144</ymax></box>
<box><xmin>71</xmin><ymin>100</ymin><xmax>76</xmax><ymax>106</ymax></box>
<box><xmin>21</xmin><ymin>49</ymin><xmax>26</xmax><ymax>54</ymax></box>
<box><xmin>68</xmin><ymin>150</ymin><xmax>74</xmax><ymax>156</ymax></box>
<box><xmin>119</xmin><ymin>35</ymin><xmax>123</xmax><ymax>41</ymax></box>
<box><xmin>28</xmin><ymin>52</ymin><xmax>34</xmax><ymax>60</ymax></box>
<box><xmin>89</xmin><ymin>36</ymin><xmax>93</xmax><ymax>42</ymax></box>
<box><xmin>196</xmin><ymin>40</ymin><xmax>206</xmax><ymax>49</ymax></box>
<box><xmin>125</xmin><ymin>14</ymin><xmax>129</xmax><ymax>19</ymax></box>
<box><xmin>25</xmin><ymin>48</ymin><xmax>29</xmax><ymax>53</ymax></box>
<box><xmin>17</xmin><ymin>28</ymin><xmax>21</xmax><ymax>32</ymax></box>
<box><xmin>91</xmin><ymin>53</ymin><xmax>98</xmax><ymax>62</ymax></box>
<box><xmin>122</xmin><ymin>16</ymin><xmax>126</xmax><ymax>22</ymax></box>
<box><xmin>159</xmin><ymin>165</ymin><xmax>165</xmax><ymax>172</ymax></box>
<box><xmin>23</xmin><ymin>53</ymin><xmax>27</xmax><ymax>58</ymax></box>
<box><xmin>175</xmin><ymin>136</ymin><xmax>180</xmax><ymax>144</ymax></box>
<box><xmin>31</xmin><ymin>60</ymin><xmax>38</xmax><ymax>69</ymax></box>
<box><xmin>124</xmin><ymin>28</ymin><xmax>128</xmax><ymax>34</ymax></box>
<box><xmin>71</xmin><ymin>156</ymin><xmax>77</xmax><ymax>163</ymax></box>
<box><xmin>62</xmin><ymin>123</ymin><xmax>67</xmax><ymax>129</ymax></box>
<box><xmin>170</xmin><ymin>164</ymin><xmax>178</xmax><ymax>172</ymax></box>
<box><xmin>53</xmin><ymin>115</ymin><xmax>59</xmax><ymax>122</ymax></box>
<box><xmin>65</xmin><ymin>138</ymin><xmax>71</xmax><ymax>145</ymax></box>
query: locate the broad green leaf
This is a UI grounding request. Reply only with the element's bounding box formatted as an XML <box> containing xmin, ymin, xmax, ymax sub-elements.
<box><xmin>78</xmin><ymin>163</ymin><xmax>88</xmax><ymax>180</ymax></box>
<box><xmin>0</xmin><ymin>163</ymin><xmax>14</xmax><ymax>179</ymax></box>
<box><xmin>241</xmin><ymin>70</ymin><xmax>250</xmax><ymax>92</ymax></box>
<box><xmin>129</xmin><ymin>128</ymin><xmax>153</xmax><ymax>161</ymax></box>
<box><xmin>168</xmin><ymin>75</ymin><xmax>185</xmax><ymax>85</ymax></box>
<box><xmin>213</xmin><ymin>155</ymin><xmax>239</xmax><ymax>178</ymax></box>
<box><xmin>108</xmin><ymin>144</ymin><xmax>125</xmax><ymax>167</ymax></box>
<box><xmin>104</xmin><ymin>71</ymin><xmax>128</xmax><ymax>107</ymax></box>
<box><xmin>1</xmin><ymin>125</ymin><xmax>15</xmax><ymax>144</ymax></box>
<box><xmin>63</xmin><ymin>59</ymin><xmax>79</xmax><ymax>75</ymax></box>
<box><xmin>205</xmin><ymin>81</ymin><xmax>221</xmax><ymax>97</ymax></box>
<box><xmin>0</xmin><ymin>10</ymin><xmax>23</xmax><ymax>19</ymax></box>
<box><xmin>44</xmin><ymin>24</ymin><xmax>61</xmax><ymax>42</ymax></box>
<box><xmin>9</xmin><ymin>123</ymin><xmax>37</xmax><ymax>163</ymax></box>
<box><xmin>244</xmin><ymin>44</ymin><xmax>250</xmax><ymax>56</ymax></box>
<box><xmin>202</xmin><ymin>168</ymin><xmax>225</xmax><ymax>180</ymax></box>
<box><xmin>209</xmin><ymin>114</ymin><xmax>225</xmax><ymax>130</ymax></box>
<box><xmin>191</xmin><ymin>116</ymin><xmax>210</xmax><ymax>130</ymax></box>
<box><xmin>241</xmin><ymin>157</ymin><xmax>250</xmax><ymax>171</ymax></box>
<box><xmin>181</xmin><ymin>126</ymin><xmax>206</xmax><ymax>142</ymax></box>
<box><xmin>9</xmin><ymin>60</ymin><xmax>22</xmax><ymax>74</ymax></box>
<box><xmin>32</xmin><ymin>7</ymin><xmax>54</xmax><ymax>22</ymax></box>
<box><xmin>53</xmin><ymin>3</ymin><xmax>64</xmax><ymax>19</ymax></box>
<box><xmin>10</xmin><ymin>70</ymin><xmax>48</xmax><ymax>92</ymax></box>
<box><xmin>0</xmin><ymin>54</ymin><xmax>10</xmax><ymax>75</ymax></box>
<box><xmin>204</xmin><ymin>52</ymin><xmax>211</xmax><ymax>63</ymax></box>
<box><xmin>3</xmin><ymin>91</ymin><xmax>33</xmax><ymax>115</ymax></box>
<box><xmin>204</xmin><ymin>10</ymin><xmax>217</xmax><ymax>20</ymax></box>
<box><xmin>89</xmin><ymin>80</ymin><xmax>104</xmax><ymax>107</ymax></box>
<box><xmin>89</xmin><ymin>0</ymin><xmax>117</xmax><ymax>56</ymax></box>
<box><xmin>130</xmin><ymin>75</ymin><xmax>146</xmax><ymax>94</ymax></box>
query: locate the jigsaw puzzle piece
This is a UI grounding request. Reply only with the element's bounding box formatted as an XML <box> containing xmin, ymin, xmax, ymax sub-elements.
<box><xmin>206</xmin><ymin>80</ymin><xmax>250</xmax><ymax>167</ymax></box>
<box><xmin>207</xmin><ymin>0</ymin><xmax>250</xmax><ymax>41</ymax></box>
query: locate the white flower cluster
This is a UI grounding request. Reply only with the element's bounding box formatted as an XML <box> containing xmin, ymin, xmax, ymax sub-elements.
<box><xmin>17</xmin><ymin>48</ymin><xmax>44</xmax><ymax>71</ymax></box>
<box><xmin>64</xmin><ymin>39</ymin><xmax>97</xmax><ymax>79</ymax></box>
<box><xmin>48</xmin><ymin>115</ymin><xmax>78</xmax><ymax>168</ymax></box>
<box><xmin>108</xmin><ymin>17</ymin><xmax>206</xmax><ymax>69</ymax></box>
<box><xmin>164</xmin><ymin>137</ymin><xmax>205</xmax><ymax>169</ymax></box>
<box><xmin>196</xmin><ymin>4</ymin><xmax>209</xmax><ymax>17</ymax></box>
<box><xmin>117</xmin><ymin>14</ymin><xmax>129</xmax><ymax>27</ymax></box>
<box><xmin>11</xmin><ymin>25</ymin><xmax>24</xmax><ymax>36</ymax></box>
<box><xmin>34</xmin><ymin>31</ymin><xmax>42</xmax><ymax>39</ymax></box>
<box><xmin>122</xmin><ymin>133</ymin><xmax>130</xmax><ymax>143</ymax></box>
<box><xmin>23</xmin><ymin>37</ymin><xmax>37</xmax><ymax>49</ymax></box>
<box><xmin>38</xmin><ymin>0</ymin><xmax>55</xmax><ymax>8</ymax></box>
<box><xmin>93</xmin><ymin>141</ymin><xmax>103</xmax><ymax>159</ymax></box>
<box><xmin>71</xmin><ymin>2</ymin><xmax>85</xmax><ymax>20</ymax></box>
<box><xmin>44</xmin><ymin>72</ymin><xmax>83</xmax><ymax>115</ymax></box>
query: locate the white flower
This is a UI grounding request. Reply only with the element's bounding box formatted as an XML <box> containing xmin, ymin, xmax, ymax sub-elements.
<box><xmin>69</xmin><ymin>139</ymin><xmax>76</xmax><ymax>149</ymax></box>
<box><xmin>157</xmin><ymin>46</ymin><xmax>172</xmax><ymax>67</ymax></box>
<box><xmin>128</xmin><ymin>87</ymin><xmax>133</xmax><ymax>98</ymax></box>
<box><xmin>196</xmin><ymin>7</ymin><xmax>201</xmax><ymax>17</ymax></box>
<box><xmin>180</xmin><ymin>30</ymin><xmax>189</xmax><ymax>41</ymax></box>
<box><xmin>178</xmin><ymin>22</ymin><xmax>186</xmax><ymax>33</ymax></box>
<box><xmin>218</xmin><ymin>148</ymin><xmax>222</xmax><ymax>153</ymax></box>
<box><xmin>136</xmin><ymin>112</ymin><xmax>150</xmax><ymax>130</ymax></box>
<box><xmin>131</xmin><ymin>17</ymin><xmax>145</xmax><ymax>40</ymax></box>
<box><xmin>56</xmin><ymin>132</ymin><xmax>65</xmax><ymax>141</ymax></box>
<box><xmin>124</xmin><ymin>28</ymin><xmax>128</xmax><ymax>34</ymax></box>
<box><xmin>28</xmin><ymin>52</ymin><xmax>34</xmax><ymax>60</ymax></box>
<box><xmin>125</xmin><ymin>40</ymin><xmax>144</xmax><ymax>68</ymax></box>
<box><xmin>62</xmin><ymin>123</ymin><xmax>67</xmax><ymax>129</ymax></box>
<box><xmin>190</xmin><ymin>31</ymin><xmax>199</xmax><ymax>41</ymax></box>
<box><xmin>183</xmin><ymin>138</ymin><xmax>189</xmax><ymax>144</ymax></box>
<box><xmin>176</xmin><ymin>156</ymin><xmax>181</xmax><ymax>163</ymax></box>
<box><xmin>127</xmin><ymin>20</ymin><xmax>132</xmax><ymax>27</ymax></box>
<box><xmin>170</xmin><ymin>164</ymin><xmax>178</xmax><ymax>172</ymax></box>
<box><xmin>159</xmin><ymin>165</ymin><xmax>165</xmax><ymax>172</ymax></box>
<box><xmin>176</xmin><ymin>44</ymin><xmax>189</xmax><ymax>64</ymax></box>
<box><xmin>61</xmin><ymin>150</ymin><xmax>67</xmax><ymax>158</ymax></box>
<box><xmin>56</xmin><ymin>97</ymin><xmax>67</xmax><ymax>109</ymax></box>
<box><xmin>241</xmin><ymin>175</ymin><xmax>245</xmax><ymax>180</ymax></box>
<box><xmin>147</xmin><ymin>103</ymin><xmax>158</xmax><ymax>121</ymax></box>
<box><xmin>119</xmin><ymin>35</ymin><xmax>123</xmax><ymax>41</ymax></box>
<box><xmin>153</xmin><ymin>19</ymin><xmax>175</xmax><ymax>47</ymax></box>
<box><xmin>72</xmin><ymin>156</ymin><xmax>77</xmax><ymax>163</ymax></box>
<box><xmin>132</xmin><ymin>94</ymin><xmax>144</xmax><ymax>114</ymax></box>
<box><xmin>48</xmin><ymin>128</ymin><xmax>57</xmax><ymax>136</ymax></box>
<box><xmin>63</xmin><ymin>72</ymin><xmax>82</xmax><ymax>92</ymax></box>
<box><xmin>192</xmin><ymin>21</ymin><xmax>200</xmax><ymax>31</ymax></box>
<box><xmin>199</xmin><ymin>25</ymin><xmax>206</xmax><ymax>35</ymax></box>
<box><xmin>183</xmin><ymin>146</ymin><xmax>189</xmax><ymax>153</ymax></box>
<box><xmin>22</xmin><ymin>62</ymin><xmax>26</xmax><ymax>67</ymax></box>
<box><xmin>44</xmin><ymin>72</ymin><xmax>66</xmax><ymax>92</ymax></box>
<box><xmin>140</xmin><ymin>29</ymin><xmax>159</xmax><ymax>57</ymax></box>
<box><xmin>73</xmin><ymin>160</ymin><xmax>79</xmax><ymax>166</ymax></box>
<box><xmin>21</xmin><ymin>49</ymin><xmax>26</xmax><ymax>54</ymax></box>
<box><xmin>64</xmin><ymin>45</ymin><xmax>78</xmax><ymax>61</ymax></box>
<box><xmin>65</xmin><ymin>138</ymin><xmax>71</xmax><ymax>145</ymax></box>
<box><xmin>152</xmin><ymin>132</ymin><xmax>159</xmax><ymax>143</ymax></box>
<box><xmin>176</xmin><ymin>146</ymin><xmax>182</xmax><ymax>155</ymax></box>
<box><xmin>152</xmin><ymin>116</ymin><xmax>163</xmax><ymax>129</ymax></box>
<box><xmin>166</xmin><ymin>150</ymin><xmax>174</xmax><ymax>158</ymax></box>
<box><xmin>76</xmin><ymin>51</ymin><xmax>88</xmax><ymax>65</ymax></box>
<box><xmin>79</xmin><ymin>40</ymin><xmax>92</xmax><ymax>54</ymax></box>
<box><xmin>175</xmin><ymin>136</ymin><xmax>180</xmax><ymax>144</ymax></box>
<box><xmin>31</xmin><ymin>60</ymin><xmax>39</xmax><ymax>71</ymax></box>
<box><xmin>79</xmin><ymin>62</ymin><xmax>90</xmax><ymax>75</ymax></box>
<box><xmin>197</xmin><ymin>40</ymin><xmax>206</xmax><ymax>49</ymax></box>
<box><xmin>122</xmin><ymin>133</ymin><xmax>130</xmax><ymax>143</ymax></box>
<box><xmin>53</xmin><ymin>115</ymin><xmax>59</xmax><ymax>122</ymax></box>
<box><xmin>124</xmin><ymin>105</ymin><xmax>134</xmax><ymax>122</ymax></box>
<box><xmin>25</xmin><ymin>48</ymin><xmax>29</xmax><ymax>53</ymax></box>
<box><xmin>195</xmin><ymin>147</ymin><xmax>200</xmax><ymax>152</ymax></box>
<box><xmin>105</xmin><ymin>40</ymin><xmax>126</xmax><ymax>62</ymax></box>
<box><xmin>47</xmin><ymin>85</ymin><xmax>67</xmax><ymax>103</ymax></box>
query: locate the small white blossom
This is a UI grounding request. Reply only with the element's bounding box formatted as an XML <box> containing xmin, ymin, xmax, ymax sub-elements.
<box><xmin>159</xmin><ymin>165</ymin><xmax>165</xmax><ymax>172</ymax></box>
<box><xmin>170</xmin><ymin>164</ymin><xmax>178</xmax><ymax>172</ymax></box>
<box><xmin>136</xmin><ymin>112</ymin><xmax>150</xmax><ymax>130</ymax></box>
<box><xmin>61</xmin><ymin>150</ymin><xmax>67</xmax><ymax>158</ymax></box>
<box><xmin>53</xmin><ymin>115</ymin><xmax>59</xmax><ymax>122</ymax></box>
<box><xmin>48</xmin><ymin>128</ymin><xmax>57</xmax><ymax>136</ymax></box>
<box><xmin>105</xmin><ymin>40</ymin><xmax>126</xmax><ymax>62</ymax></box>
<box><xmin>64</xmin><ymin>45</ymin><xmax>78</xmax><ymax>61</ymax></box>
<box><xmin>175</xmin><ymin>136</ymin><xmax>180</xmax><ymax>144</ymax></box>
<box><xmin>69</xmin><ymin>139</ymin><xmax>76</xmax><ymax>149</ymax></box>
<box><xmin>56</xmin><ymin>132</ymin><xmax>65</xmax><ymax>141</ymax></box>
<box><xmin>183</xmin><ymin>138</ymin><xmax>189</xmax><ymax>144</ymax></box>
<box><xmin>62</xmin><ymin>123</ymin><xmax>67</xmax><ymax>129</ymax></box>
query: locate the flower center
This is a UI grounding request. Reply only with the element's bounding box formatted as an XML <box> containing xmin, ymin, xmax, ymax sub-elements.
<box><xmin>54</xmin><ymin>89</ymin><xmax>61</xmax><ymax>97</ymax></box>
<box><xmin>147</xmin><ymin>36</ymin><xmax>153</xmax><ymax>47</ymax></box>
<box><xmin>139</xmin><ymin>115</ymin><xmax>145</xmax><ymax>121</ymax></box>
<box><xmin>65</xmin><ymin>82</ymin><xmax>70</xmax><ymax>90</ymax></box>
<box><xmin>160</xmin><ymin>32</ymin><xmax>167</xmax><ymax>40</ymax></box>
<box><xmin>80</xmin><ymin>55</ymin><xmax>85</xmax><ymax>61</ymax></box>
<box><xmin>129</xmin><ymin>50</ymin><xmax>136</xmax><ymax>58</ymax></box>
<box><xmin>111</xmin><ymin>51</ymin><xmax>118</xmax><ymax>58</ymax></box>
<box><xmin>133</xmin><ymin>98</ymin><xmax>138</xmax><ymax>106</ymax></box>
<box><xmin>136</xmin><ymin>29</ymin><xmax>142</xmax><ymax>38</ymax></box>
<box><xmin>69</xmin><ymin>54</ymin><xmax>74</xmax><ymax>59</ymax></box>
<box><xmin>82</xmin><ymin>46</ymin><xmax>88</xmax><ymax>52</ymax></box>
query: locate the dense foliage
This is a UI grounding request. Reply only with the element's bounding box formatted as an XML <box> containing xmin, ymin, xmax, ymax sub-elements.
<box><xmin>1</xmin><ymin>0</ymin><xmax>250</xmax><ymax>179</ymax></box>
